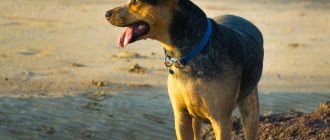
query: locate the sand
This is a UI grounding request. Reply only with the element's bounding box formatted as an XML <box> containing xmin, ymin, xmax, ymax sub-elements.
<box><xmin>0</xmin><ymin>0</ymin><xmax>329</xmax><ymax>139</ymax></box>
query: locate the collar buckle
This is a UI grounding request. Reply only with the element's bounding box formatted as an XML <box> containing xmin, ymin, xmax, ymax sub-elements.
<box><xmin>164</xmin><ymin>56</ymin><xmax>174</xmax><ymax>67</ymax></box>
<box><xmin>164</xmin><ymin>55</ymin><xmax>185</xmax><ymax>68</ymax></box>
<box><xmin>163</xmin><ymin>18</ymin><xmax>213</xmax><ymax>74</ymax></box>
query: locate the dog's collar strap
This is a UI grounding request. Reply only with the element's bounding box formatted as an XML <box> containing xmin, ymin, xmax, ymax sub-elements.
<box><xmin>164</xmin><ymin>18</ymin><xmax>213</xmax><ymax>74</ymax></box>
<box><xmin>179</xmin><ymin>18</ymin><xmax>213</xmax><ymax>65</ymax></box>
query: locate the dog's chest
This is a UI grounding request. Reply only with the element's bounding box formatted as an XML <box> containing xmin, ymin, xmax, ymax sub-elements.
<box><xmin>168</xmin><ymin>76</ymin><xmax>210</xmax><ymax>119</ymax></box>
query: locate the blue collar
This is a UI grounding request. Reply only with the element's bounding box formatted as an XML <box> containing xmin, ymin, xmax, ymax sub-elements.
<box><xmin>164</xmin><ymin>18</ymin><xmax>213</xmax><ymax>74</ymax></box>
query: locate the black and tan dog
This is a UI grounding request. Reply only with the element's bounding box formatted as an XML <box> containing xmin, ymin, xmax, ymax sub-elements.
<box><xmin>105</xmin><ymin>0</ymin><xmax>263</xmax><ymax>139</ymax></box>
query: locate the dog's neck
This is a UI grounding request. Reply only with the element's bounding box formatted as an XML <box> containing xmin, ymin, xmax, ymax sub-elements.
<box><xmin>158</xmin><ymin>0</ymin><xmax>223</xmax><ymax>80</ymax></box>
<box><xmin>162</xmin><ymin>0</ymin><xmax>208</xmax><ymax>58</ymax></box>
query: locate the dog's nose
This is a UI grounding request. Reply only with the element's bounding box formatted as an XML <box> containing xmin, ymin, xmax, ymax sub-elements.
<box><xmin>105</xmin><ymin>10</ymin><xmax>112</xmax><ymax>18</ymax></box>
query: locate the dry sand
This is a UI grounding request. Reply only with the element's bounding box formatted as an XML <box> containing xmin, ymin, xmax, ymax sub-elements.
<box><xmin>0</xmin><ymin>0</ymin><xmax>329</xmax><ymax>139</ymax></box>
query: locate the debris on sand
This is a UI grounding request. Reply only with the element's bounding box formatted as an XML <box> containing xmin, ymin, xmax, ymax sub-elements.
<box><xmin>85</xmin><ymin>91</ymin><xmax>107</xmax><ymax>101</ymax></box>
<box><xmin>80</xmin><ymin>130</ymin><xmax>96</xmax><ymax>138</ymax></box>
<box><xmin>320</xmin><ymin>101</ymin><xmax>330</xmax><ymax>112</ymax></box>
<box><xmin>82</xmin><ymin>102</ymin><xmax>103</xmax><ymax>111</ymax></box>
<box><xmin>36</xmin><ymin>125</ymin><xmax>55</xmax><ymax>135</ymax></box>
<box><xmin>18</xmin><ymin>48</ymin><xmax>39</xmax><ymax>56</ymax></box>
<box><xmin>298</xmin><ymin>12</ymin><xmax>306</xmax><ymax>17</ymax></box>
<box><xmin>288</xmin><ymin>43</ymin><xmax>304</xmax><ymax>48</ymax></box>
<box><xmin>129</xmin><ymin>63</ymin><xmax>147</xmax><ymax>73</ymax></box>
<box><xmin>128</xmin><ymin>83</ymin><xmax>152</xmax><ymax>88</ymax></box>
<box><xmin>114</xmin><ymin>51</ymin><xmax>141</xmax><ymax>58</ymax></box>
<box><xmin>0</xmin><ymin>54</ymin><xmax>8</xmax><ymax>58</ymax></box>
<box><xmin>82</xmin><ymin>80</ymin><xmax>109</xmax><ymax>87</ymax></box>
<box><xmin>202</xmin><ymin>101</ymin><xmax>330</xmax><ymax>140</ymax></box>
<box><xmin>93</xmin><ymin>81</ymin><xmax>108</xmax><ymax>87</ymax></box>
<box><xmin>70</xmin><ymin>62</ymin><xmax>85</xmax><ymax>67</ymax></box>
<box><xmin>149</xmin><ymin>52</ymin><xmax>156</xmax><ymax>56</ymax></box>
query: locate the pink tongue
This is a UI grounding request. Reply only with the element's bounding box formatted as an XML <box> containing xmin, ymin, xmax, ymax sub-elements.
<box><xmin>118</xmin><ymin>27</ymin><xmax>134</xmax><ymax>48</ymax></box>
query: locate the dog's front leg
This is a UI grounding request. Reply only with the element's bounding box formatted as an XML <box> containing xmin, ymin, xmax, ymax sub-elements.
<box><xmin>174</xmin><ymin>111</ymin><xmax>194</xmax><ymax>140</ymax></box>
<box><xmin>192</xmin><ymin>118</ymin><xmax>201</xmax><ymax>140</ymax></box>
<box><xmin>210</xmin><ymin>116</ymin><xmax>232</xmax><ymax>140</ymax></box>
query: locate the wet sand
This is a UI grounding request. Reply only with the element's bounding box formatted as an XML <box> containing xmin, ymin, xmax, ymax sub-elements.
<box><xmin>0</xmin><ymin>0</ymin><xmax>329</xmax><ymax>139</ymax></box>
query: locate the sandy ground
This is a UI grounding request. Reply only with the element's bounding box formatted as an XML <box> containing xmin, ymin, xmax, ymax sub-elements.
<box><xmin>0</xmin><ymin>0</ymin><xmax>329</xmax><ymax>139</ymax></box>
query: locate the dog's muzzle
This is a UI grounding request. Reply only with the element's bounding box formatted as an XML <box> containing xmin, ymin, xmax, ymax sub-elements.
<box><xmin>105</xmin><ymin>10</ymin><xmax>112</xmax><ymax>19</ymax></box>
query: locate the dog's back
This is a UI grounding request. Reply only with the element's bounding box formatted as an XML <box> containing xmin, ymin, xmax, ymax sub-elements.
<box><xmin>214</xmin><ymin>15</ymin><xmax>264</xmax><ymax>101</ymax></box>
<box><xmin>215</xmin><ymin>15</ymin><xmax>263</xmax><ymax>47</ymax></box>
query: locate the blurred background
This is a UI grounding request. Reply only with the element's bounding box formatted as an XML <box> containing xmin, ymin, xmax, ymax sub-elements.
<box><xmin>0</xmin><ymin>0</ymin><xmax>329</xmax><ymax>139</ymax></box>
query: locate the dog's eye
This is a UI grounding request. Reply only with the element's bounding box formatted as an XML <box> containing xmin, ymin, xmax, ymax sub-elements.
<box><xmin>131</xmin><ymin>0</ymin><xmax>138</xmax><ymax>5</ymax></box>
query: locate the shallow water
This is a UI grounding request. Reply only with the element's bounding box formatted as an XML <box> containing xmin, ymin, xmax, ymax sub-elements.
<box><xmin>0</xmin><ymin>91</ymin><xmax>329</xmax><ymax>140</ymax></box>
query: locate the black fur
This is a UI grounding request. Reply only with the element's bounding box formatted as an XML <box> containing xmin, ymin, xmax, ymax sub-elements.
<box><xmin>141</xmin><ymin>0</ymin><xmax>159</xmax><ymax>6</ymax></box>
<box><xmin>167</xmin><ymin>0</ymin><xmax>264</xmax><ymax>101</ymax></box>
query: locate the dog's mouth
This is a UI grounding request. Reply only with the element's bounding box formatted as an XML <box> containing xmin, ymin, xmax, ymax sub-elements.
<box><xmin>118</xmin><ymin>21</ymin><xmax>150</xmax><ymax>48</ymax></box>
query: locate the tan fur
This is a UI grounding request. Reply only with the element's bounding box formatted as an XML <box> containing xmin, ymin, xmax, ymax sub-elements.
<box><xmin>168</xmin><ymin>69</ymin><xmax>259</xmax><ymax>140</ymax></box>
<box><xmin>168</xmin><ymin>66</ymin><xmax>244</xmax><ymax>140</ymax></box>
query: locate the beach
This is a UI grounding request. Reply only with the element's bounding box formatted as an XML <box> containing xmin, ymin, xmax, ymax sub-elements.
<box><xmin>0</xmin><ymin>0</ymin><xmax>329</xmax><ymax>139</ymax></box>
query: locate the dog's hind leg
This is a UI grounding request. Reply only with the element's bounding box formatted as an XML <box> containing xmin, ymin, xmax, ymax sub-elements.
<box><xmin>192</xmin><ymin>118</ymin><xmax>201</xmax><ymax>140</ymax></box>
<box><xmin>238</xmin><ymin>87</ymin><xmax>259</xmax><ymax>140</ymax></box>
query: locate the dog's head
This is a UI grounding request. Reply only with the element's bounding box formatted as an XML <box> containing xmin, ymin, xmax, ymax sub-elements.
<box><xmin>105</xmin><ymin>0</ymin><xmax>178</xmax><ymax>48</ymax></box>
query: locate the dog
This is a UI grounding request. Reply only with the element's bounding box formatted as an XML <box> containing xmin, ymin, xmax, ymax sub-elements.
<box><xmin>105</xmin><ymin>0</ymin><xmax>263</xmax><ymax>139</ymax></box>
